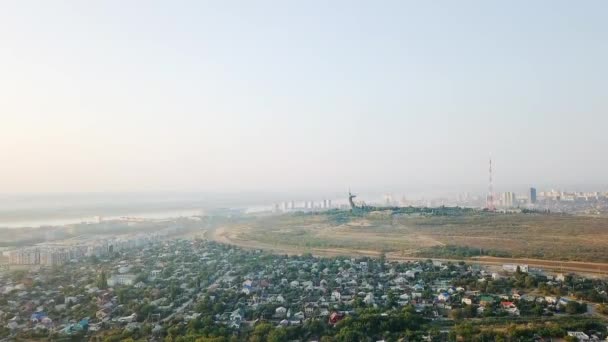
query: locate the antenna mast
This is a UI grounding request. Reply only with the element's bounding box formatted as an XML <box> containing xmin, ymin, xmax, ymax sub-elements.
<box><xmin>486</xmin><ymin>157</ymin><xmax>496</xmax><ymax>211</ymax></box>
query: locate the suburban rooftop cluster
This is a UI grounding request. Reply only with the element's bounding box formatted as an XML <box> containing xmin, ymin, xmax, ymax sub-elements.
<box><xmin>0</xmin><ymin>239</ymin><xmax>607</xmax><ymax>341</ymax></box>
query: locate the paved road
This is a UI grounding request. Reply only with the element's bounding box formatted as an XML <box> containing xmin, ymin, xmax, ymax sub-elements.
<box><xmin>162</xmin><ymin>298</ymin><xmax>194</xmax><ymax>323</ymax></box>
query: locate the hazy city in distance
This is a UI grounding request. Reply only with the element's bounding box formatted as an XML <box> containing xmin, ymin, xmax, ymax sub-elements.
<box><xmin>2</xmin><ymin>179</ymin><xmax>607</xmax><ymax>228</ymax></box>
<box><xmin>1</xmin><ymin>1</ymin><xmax>608</xmax><ymax>341</ymax></box>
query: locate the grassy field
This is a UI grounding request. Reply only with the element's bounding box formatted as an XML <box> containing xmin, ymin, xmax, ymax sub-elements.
<box><xmin>212</xmin><ymin>211</ymin><xmax>608</xmax><ymax>263</ymax></box>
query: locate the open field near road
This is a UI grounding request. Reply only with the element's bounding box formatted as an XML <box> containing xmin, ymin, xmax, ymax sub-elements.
<box><xmin>209</xmin><ymin>211</ymin><xmax>608</xmax><ymax>275</ymax></box>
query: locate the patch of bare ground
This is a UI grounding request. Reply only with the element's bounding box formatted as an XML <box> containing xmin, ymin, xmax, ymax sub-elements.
<box><xmin>208</xmin><ymin>212</ymin><xmax>608</xmax><ymax>275</ymax></box>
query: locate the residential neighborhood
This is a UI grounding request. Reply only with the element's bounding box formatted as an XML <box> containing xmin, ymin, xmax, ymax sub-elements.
<box><xmin>0</xmin><ymin>239</ymin><xmax>607</xmax><ymax>341</ymax></box>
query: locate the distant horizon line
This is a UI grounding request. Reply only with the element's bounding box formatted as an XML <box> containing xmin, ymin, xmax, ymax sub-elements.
<box><xmin>1</xmin><ymin>182</ymin><xmax>607</xmax><ymax>197</ymax></box>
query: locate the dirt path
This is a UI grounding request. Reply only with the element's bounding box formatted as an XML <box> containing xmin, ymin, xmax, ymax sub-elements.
<box><xmin>209</xmin><ymin>226</ymin><xmax>608</xmax><ymax>277</ymax></box>
<box><xmin>471</xmin><ymin>256</ymin><xmax>608</xmax><ymax>274</ymax></box>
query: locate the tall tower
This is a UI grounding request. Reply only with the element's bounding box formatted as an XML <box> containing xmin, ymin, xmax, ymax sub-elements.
<box><xmin>486</xmin><ymin>157</ymin><xmax>496</xmax><ymax>211</ymax></box>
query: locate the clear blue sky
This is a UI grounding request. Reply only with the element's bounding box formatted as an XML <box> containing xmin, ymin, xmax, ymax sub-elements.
<box><xmin>1</xmin><ymin>1</ymin><xmax>607</xmax><ymax>194</ymax></box>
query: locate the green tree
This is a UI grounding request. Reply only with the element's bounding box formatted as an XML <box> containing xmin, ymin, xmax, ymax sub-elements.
<box><xmin>267</xmin><ymin>328</ymin><xmax>288</xmax><ymax>342</ymax></box>
<box><xmin>449</xmin><ymin>309</ymin><xmax>463</xmax><ymax>321</ymax></box>
<box><xmin>249</xmin><ymin>322</ymin><xmax>272</xmax><ymax>342</ymax></box>
<box><xmin>97</xmin><ymin>270</ymin><xmax>108</xmax><ymax>290</ymax></box>
<box><xmin>565</xmin><ymin>301</ymin><xmax>586</xmax><ymax>314</ymax></box>
<box><xmin>454</xmin><ymin>322</ymin><xmax>480</xmax><ymax>340</ymax></box>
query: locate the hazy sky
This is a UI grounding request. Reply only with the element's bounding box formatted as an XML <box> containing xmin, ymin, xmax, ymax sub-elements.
<box><xmin>1</xmin><ymin>1</ymin><xmax>607</xmax><ymax>194</ymax></box>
